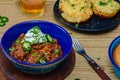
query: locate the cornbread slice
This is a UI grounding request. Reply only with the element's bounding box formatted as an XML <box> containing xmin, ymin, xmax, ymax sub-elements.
<box><xmin>89</xmin><ymin>0</ymin><xmax>96</xmax><ymax>4</ymax></box>
<box><xmin>92</xmin><ymin>0</ymin><xmax>120</xmax><ymax>18</ymax></box>
<box><xmin>59</xmin><ymin>0</ymin><xmax>93</xmax><ymax>23</ymax></box>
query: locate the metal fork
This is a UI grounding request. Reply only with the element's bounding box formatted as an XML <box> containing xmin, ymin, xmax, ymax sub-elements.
<box><xmin>72</xmin><ymin>37</ymin><xmax>111</xmax><ymax>80</ymax></box>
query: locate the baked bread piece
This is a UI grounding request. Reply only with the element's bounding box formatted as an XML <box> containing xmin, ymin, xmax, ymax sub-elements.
<box><xmin>89</xmin><ymin>0</ymin><xmax>96</xmax><ymax>3</ymax></box>
<box><xmin>59</xmin><ymin>0</ymin><xmax>93</xmax><ymax>23</ymax></box>
<box><xmin>92</xmin><ymin>0</ymin><xmax>120</xmax><ymax>18</ymax></box>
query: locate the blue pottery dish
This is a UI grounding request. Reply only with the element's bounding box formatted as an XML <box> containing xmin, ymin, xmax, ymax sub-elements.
<box><xmin>0</xmin><ymin>20</ymin><xmax>72</xmax><ymax>74</ymax></box>
<box><xmin>108</xmin><ymin>35</ymin><xmax>120</xmax><ymax>78</ymax></box>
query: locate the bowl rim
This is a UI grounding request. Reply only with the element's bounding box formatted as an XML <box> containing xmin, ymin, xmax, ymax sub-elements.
<box><xmin>108</xmin><ymin>35</ymin><xmax>120</xmax><ymax>70</ymax></box>
<box><xmin>1</xmin><ymin>20</ymin><xmax>73</xmax><ymax>67</ymax></box>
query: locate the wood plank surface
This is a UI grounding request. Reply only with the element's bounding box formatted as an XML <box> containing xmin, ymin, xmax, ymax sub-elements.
<box><xmin>0</xmin><ymin>0</ymin><xmax>119</xmax><ymax>80</ymax></box>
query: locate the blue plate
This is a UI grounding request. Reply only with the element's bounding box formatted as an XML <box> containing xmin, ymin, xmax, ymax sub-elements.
<box><xmin>54</xmin><ymin>0</ymin><xmax>120</xmax><ymax>33</ymax></box>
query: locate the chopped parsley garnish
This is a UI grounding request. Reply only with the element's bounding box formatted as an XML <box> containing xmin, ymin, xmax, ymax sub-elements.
<box><xmin>66</xmin><ymin>0</ymin><xmax>69</xmax><ymax>2</ymax></box>
<box><xmin>80</xmin><ymin>7</ymin><xmax>84</xmax><ymax>11</ymax></box>
<box><xmin>9</xmin><ymin>47</ymin><xmax>14</xmax><ymax>52</ymax></box>
<box><xmin>99</xmin><ymin>0</ymin><xmax>111</xmax><ymax>6</ymax></box>
<box><xmin>91</xmin><ymin>4</ymin><xmax>93</xmax><ymax>8</ymax></box>
<box><xmin>108</xmin><ymin>0</ymin><xmax>111</xmax><ymax>2</ymax></box>
<box><xmin>71</xmin><ymin>4</ymin><xmax>75</xmax><ymax>7</ymax></box>
<box><xmin>37</xmin><ymin>56</ymin><xmax>47</xmax><ymax>64</ymax></box>
<box><xmin>54</xmin><ymin>49</ymin><xmax>59</xmax><ymax>56</ymax></box>
<box><xmin>32</xmin><ymin>52</ymin><xmax>38</xmax><ymax>57</ymax></box>
<box><xmin>15</xmin><ymin>38</ymin><xmax>20</xmax><ymax>43</ymax></box>
<box><xmin>99</xmin><ymin>1</ymin><xmax>108</xmax><ymax>6</ymax></box>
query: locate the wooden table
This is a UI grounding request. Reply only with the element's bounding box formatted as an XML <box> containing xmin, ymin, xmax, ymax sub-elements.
<box><xmin>0</xmin><ymin>0</ymin><xmax>120</xmax><ymax>80</ymax></box>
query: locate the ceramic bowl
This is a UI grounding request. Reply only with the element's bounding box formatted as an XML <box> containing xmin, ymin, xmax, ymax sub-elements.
<box><xmin>1</xmin><ymin>20</ymin><xmax>72</xmax><ymax>74</ymax></box>
<box><xmin>108</xmin><ymin>35</ymin><xmax>120</xmax><ymax>78</ymax></box>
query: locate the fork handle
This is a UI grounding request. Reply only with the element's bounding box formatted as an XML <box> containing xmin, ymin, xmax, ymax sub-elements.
<box><xmin>88</xmin><ymin>60</ymin><xmax>111</xmax><ymax>80</ymax></box>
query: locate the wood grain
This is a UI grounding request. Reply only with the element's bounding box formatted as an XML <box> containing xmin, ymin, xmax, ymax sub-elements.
<box><xmin>0</xmin><ymin>0</ymin><xmax>119</xmax><ymax>80</ymax></box>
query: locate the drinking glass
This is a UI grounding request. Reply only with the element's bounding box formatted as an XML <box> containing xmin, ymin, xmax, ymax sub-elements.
<box><xmin>19</xmin><ymin>0</ymin><xmax>46</xmax><ymax>18</ymax></box>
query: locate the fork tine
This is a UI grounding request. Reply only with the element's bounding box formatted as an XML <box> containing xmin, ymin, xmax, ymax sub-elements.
<box><xmin>72</xmin><ymin>41</ymin><xmax>77</xmax><ymax>50</ymax></box>
<box><xmin>75</xmin><ymin>37</ymin><xmax>83</xmax><ymax>49</ymax></box>
<box><xmin>72</xmin><ymin>37</ymin><xmax>78</xmax><ymax>50</ymax></box>
<box><xmin>72</xmin><ymin>37</ymin><xmax>83</xmax><ymax>50</ymax></box>
<box><xmin>72</xmin><ymin>45</ymin><xmax>76</xmax><ymax>50</ymax></box>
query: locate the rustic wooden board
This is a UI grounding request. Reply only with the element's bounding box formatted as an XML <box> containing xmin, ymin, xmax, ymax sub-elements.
<box><xmin>0</xmin><ymin>48</ymin><xmax>75</xmax><ymax>80</ymax></box>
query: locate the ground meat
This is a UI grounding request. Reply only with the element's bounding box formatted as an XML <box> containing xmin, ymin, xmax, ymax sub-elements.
<box><xmin>9</xmin><ymin>33</ymin><xmax>62</xmax><ymax>64</ymax></box>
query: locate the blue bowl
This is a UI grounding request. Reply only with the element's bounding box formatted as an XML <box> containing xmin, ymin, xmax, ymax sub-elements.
<box><xmin>108</xmin><ymin>35</ymin><xmax>120</xmax><ymax>78</ymax></box>
<box><xmin>1</xmin><ymin>20</ymin><xmax>72</xmax><ymax>74</ymax></box>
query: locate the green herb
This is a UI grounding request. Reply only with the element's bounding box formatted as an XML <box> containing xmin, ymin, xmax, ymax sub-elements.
<box><xmin>37</xmin><ymin>56</ymin><xmax>47</xmax><ymax>64</ymax></box>
<box><xmin>75</xmin><ymin>78</ymin><xmax>81</xmax><ymax>80</ymax></box>
<box><xmin>99</xmin><ymin>1</ymin><xmax>107</xmax><ymax>6</ymax></box>
<box><xmin>71</xmin><ymin>4</ymin><xmax>75</xmax><ymax>7</ymax></box>
<box><xmin>80</xmin><ymin>7</ymin><xmax>84</xmax><ymax>11</ymax></box>
<box><xmin>91</xmin><ymin>4</ymin><xmax>93</xmax><ymax>8</ymax></box>
<box><xmin>99</xmin><ymin>0</ymin><xmax>111</xmax><ymax>6</ymax></box>
<box><xmin>107</xmin><ymin>0</ymin><xmax>112</xmax><ymax>3</ymax></box>
<box><xmin>9</xmin><ymin>47</ymin><xmax>14</xmax><ymax>52</ymax></box>
<box><xmin>111</xmin><ymin>4</ymin><xmax>113</xmax><ymax>7</ymax></box>
<box><xmin>75</xmin><ymin>24</ymin><xmax>79</xmax><ymax>29</ymax></box>
<box><xmin>32</xmin><ymin>52</ymin><xmax>38</xmax><ymax>57</ymax></box>
<box><xmin>67</xmin><ymin>0</ymin><xmax>69</xmax><ymax>2</ymax></box>
<box><xmin>15</xmin><ymin>38</ymin><xmax>20</xmax><ymax>43</ymax></box>
<box><xmin>97</xmin><ymin>57</ymin><xmax>101</xmax><ymax>60</ymax></box>
<box><xmin>54</xmin><ymin>49</ymin><xmax>59</xmax><ymax>56</ymax></box>
<box><xmin>31</xmin><ymin>40</ymin><xmax>37</xmax><ymax>45</ymax></box>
